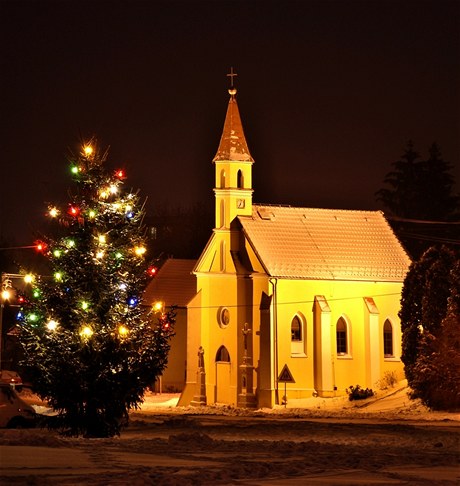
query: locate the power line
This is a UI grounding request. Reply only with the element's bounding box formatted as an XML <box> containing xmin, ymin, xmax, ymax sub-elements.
<box><xmin>387</xmin><ymin>216</ymin><xmax>460</xmax><ymax>225</ymax></box>
<box><xmin>185</xmin><ymin>292</ymin><xmax>402</xmax><ymax>311</ymax></box>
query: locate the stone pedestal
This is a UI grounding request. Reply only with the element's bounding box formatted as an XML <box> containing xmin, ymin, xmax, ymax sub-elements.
<box><xmin>237</xmin><ymin>361</ymin><xmax>257</xmax><ymax>408</ymax></box>
<box><xmin>237</xmin><ymin>323</ymin><xmax>257</xmax><ymax>408</ymax></box>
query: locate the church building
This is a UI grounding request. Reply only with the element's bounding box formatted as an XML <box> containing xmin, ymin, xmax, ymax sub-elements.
<box><xmin>178</xmin><ymin>82</ymin><xmax>411</xmax><ymax>408</ymax></box>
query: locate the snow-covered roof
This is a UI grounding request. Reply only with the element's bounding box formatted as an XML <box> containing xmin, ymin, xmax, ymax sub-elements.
<box><xmin>143</xmin><ymin>259</ymin><xmax>197</xmax><ymax>307</ymax></box>
<box><xmin>238</xmin><ymin>205</ymin><xmax>411</xmax><ymax>281</ymax></box>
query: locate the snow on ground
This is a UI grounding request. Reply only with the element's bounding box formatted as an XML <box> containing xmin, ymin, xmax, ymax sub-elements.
<box><xmin>0</xmin><ymin>383</ymin><xmax>458</xmax><ymax>485</ymax></box>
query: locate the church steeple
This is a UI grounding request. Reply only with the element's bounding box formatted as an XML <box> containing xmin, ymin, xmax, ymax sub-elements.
<box><xmin>213</xmin><ymin>69</ymin><xmax>254</xmax><ymax>230</ymax></box>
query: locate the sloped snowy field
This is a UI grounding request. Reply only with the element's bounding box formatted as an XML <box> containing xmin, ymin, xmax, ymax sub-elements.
<box><xmin>0</xmin><ymin>385</ymin><xmax>458</xmax><ymax>485</ymax></box>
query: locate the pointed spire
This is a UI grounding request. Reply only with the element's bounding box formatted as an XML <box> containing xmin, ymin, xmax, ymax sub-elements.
<box><xmin>213</xmin><ymin>69</ymin><xmax>254</xmax><ymax>163</ymax></box>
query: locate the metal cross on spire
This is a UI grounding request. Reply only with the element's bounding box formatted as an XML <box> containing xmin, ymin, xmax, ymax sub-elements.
<box><xmin>227</xmin><ymin>67</ymin><xmax>238</xmax><ymax>88</ymax></box>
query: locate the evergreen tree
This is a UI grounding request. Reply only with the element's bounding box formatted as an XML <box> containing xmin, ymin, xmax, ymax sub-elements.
<box><xmin>376</xmin><ymin>142</ymin><xmax>459</xmax><ymax>258</ymax></box>
<box><xmin>18</xmin><ymin>142</ymin><xmax>175</xmax><ymax>437</ymax></box>
<box><xmin>400</xmin><ymin>245</ymin><xmax>459</xmax><ymax>408</ymax></box>
<box><xmin>410</xmin><ymin>259</ymin><xmax>460</xmax><ymax>410</ymax></box>
<box><xmin>375</xmin><ymin>141</ymin><xmax>422</xmax><ymax>218</ymax></box>
<box><xmin>419</xmin><ymin>143</ymin><xmax>459</xmax><ymax>220</ymax></box>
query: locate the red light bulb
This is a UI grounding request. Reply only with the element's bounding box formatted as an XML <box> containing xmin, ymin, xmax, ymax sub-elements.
<box><xmin>68</xmin><ymin>205</ymin><xmax>80</xmax><ymax>217</ymax></box>
<box><xmin>35</xmin><ymin>241</ymin><xmax>47</xmax><ymax>252</ymax></box>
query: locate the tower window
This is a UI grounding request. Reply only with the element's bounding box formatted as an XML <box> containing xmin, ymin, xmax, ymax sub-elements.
<box><xmin>220</xmin><ymin>170</ymin><xmax>226</xmax><ymax>188</ymax></box>
<box><xmin>237</xmin><ymin>169</ymin><xmax>243</xmax><ymax>189</ymax></box>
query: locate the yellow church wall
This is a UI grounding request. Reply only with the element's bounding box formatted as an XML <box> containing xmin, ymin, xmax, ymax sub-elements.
<box><xmin>182</xmin><ymin>270</ymin><xmax>405</xmax><ymax>407</ymax></box>
<box><xmin>155</xmin><ymin>307</ymin><xmax>187</xmax><ymax>392</ymax></box>
<box><xmin>270</xmin><ymin>278</ymin><xmax>404</xmax><ymax>399</ymax></box>
<box><xmin>177</xmin><ymin>290</ymin><xmax>202</xmax><ymax>407</ymax></box>
<box><xmin>195</xmin><ymin>273</ymin><xmax>240</xmax><ymax>405</ymax></box>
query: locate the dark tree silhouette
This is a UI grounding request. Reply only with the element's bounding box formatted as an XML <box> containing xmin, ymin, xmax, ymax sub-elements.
<box><xmin>400</xmin><ymin>246</ymin><xmax>460</xmax><ymax>409</ymax></box>
<box><xmin>409</xmin><ymin>258</ymin><xmax>460</xmax><ymax>410</ymax></box>
<box><xmin>376</xmin><ymin>142</ymin><xmax>459</xmax><ymax>259</ymax></box>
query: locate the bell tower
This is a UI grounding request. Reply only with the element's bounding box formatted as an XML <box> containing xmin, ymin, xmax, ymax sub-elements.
<box><xmin>213</xmin><ymin>68</ymin><xmax>254</xmax><ymax>230</ymax></box>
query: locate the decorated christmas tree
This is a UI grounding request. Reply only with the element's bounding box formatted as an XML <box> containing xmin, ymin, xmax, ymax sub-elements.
<box><xmin>18</xmin><ymin>141</ymin><xmax>175</xmax><ymax>437</ymax></box>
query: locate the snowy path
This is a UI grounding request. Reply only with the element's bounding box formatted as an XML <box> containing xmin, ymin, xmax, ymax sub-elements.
<box><xmin>1</xmin><ymin>413</ymin><xmax>459</xmax><ymax>485</ymax></box>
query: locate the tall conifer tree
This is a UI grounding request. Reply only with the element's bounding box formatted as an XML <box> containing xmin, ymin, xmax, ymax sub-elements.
<box><xmin>18</xmin><ymin>141</ymin><xmax>174</xmax><ymax>437</ymax></box>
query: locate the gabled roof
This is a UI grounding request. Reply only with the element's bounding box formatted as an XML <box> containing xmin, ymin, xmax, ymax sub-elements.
<box><xmin>238</xmin><ymin>205</ymin><xmax>411</xmax><ymax>281</ymax></box>
<box><xmin>143</xmin><ymin>259</ymin><xmax>197</xmax><ymax>307</ymax></box>
<box><xmin>213</xmin><ymin>90</ymin><xmax>254</xmax><ymax>163</ymax></box>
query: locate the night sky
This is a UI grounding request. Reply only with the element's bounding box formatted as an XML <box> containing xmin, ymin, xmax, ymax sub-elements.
<box><xmin>1</xmin><ymin>0</ymin><xmax>459</xmax><ymax>245</ymax></box>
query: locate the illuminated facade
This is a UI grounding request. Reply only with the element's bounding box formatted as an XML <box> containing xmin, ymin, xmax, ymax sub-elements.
<box><xmin>179</xmin><ymin>86</ymin><xmax>411</xmax><ymax>408</ymax></box>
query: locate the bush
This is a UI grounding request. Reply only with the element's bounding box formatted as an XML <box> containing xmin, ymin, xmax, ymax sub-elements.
<box><xmin>346</xmin><ymin>385</ymin><xmax>374</xmax><ymax>401</ymax></box>
<box><xmin>378</xmin><ymin>371</ymin><xmax>398</xmax><ymax>390</ymax></box>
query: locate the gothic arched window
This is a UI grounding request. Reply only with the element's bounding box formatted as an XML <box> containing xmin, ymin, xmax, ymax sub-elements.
<box><xmin>220</xmin><ymin>169</ymin><xmax>226</xmax><ymax>188</ymax></box>
<box><xmin>237</xmin><ymin>169</ymin><xmax>244</xmax><ymax>189</ymax></box>
<box><xmin>216</xmin><ymin>346</ymin><xmax>230</xmax><ymax>362</ymax></box>
<box><xmin>336</xmin><ymin>317</ymin><xmax>348</xmax><ymax>355</ymax></box>
<box><xmin>291</xmin><ymin>315</ymin><xmax>302</xmax><ymax>341</ymax></box>
<box><xmin>383</xmin><ymin>319</ymin><xmax>394</xmax><ymax>357</ymax></box>
<box><xmin>290</xmin><ymin>314</ymin><xmax>306</xmax><ymax>355</ymax></box>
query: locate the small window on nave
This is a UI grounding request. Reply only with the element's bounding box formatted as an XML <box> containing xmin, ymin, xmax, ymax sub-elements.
<box><xmin>291</xmin><ymin>316</ymin><xmax>302</xmax><ymax>341</ymax></box>
<box><xmin>336</xmin><ymin>317</ymin><xmax>348</xmax><ymax>355</ymax></box>
<box><xmin>290</xmin><ymin>314</ymin><xmax>306</xmax><ymax>356</ymax></box>
<box><xmin>383</xmin><ymin>319</ymin><xmax>394</xmax><ymax>357</ymax></box>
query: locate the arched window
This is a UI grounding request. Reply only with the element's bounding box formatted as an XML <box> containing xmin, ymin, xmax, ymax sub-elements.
<box><xmin>237</xmin><ymin>169</ymin><xmax>244</xmax><ymax>189</ymax></box>
<box><xmin>216</xmin><ymin>346</ymin><xmax>230</xmax><ymax>362</ymax></box>
<box><xmin>383</xmin><ymin>319</ymin><xmax>394</xmax><ymax>357</ymax></box>
<box><xmin>220</xmin><ymin>169</ymin><xmax>226</xmax><ymax>188</ymax></box>
<box><xmin>291</xmin><ymin>315</ymin><xmax>302</xmax><ymax>341</ymax></box>
<box><xmin>336</xmin><ymin>317</ymin><xmax>348</xmax><ymax>355</ymax></box>
<box><xmin>291</xmin><ymin>314</ymin><xmax>305</xmax><ymax>355</ymax></box>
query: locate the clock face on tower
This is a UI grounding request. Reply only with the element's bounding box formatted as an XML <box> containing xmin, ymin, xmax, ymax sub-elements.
<box><xmin>237</xmin><ymin>199</ymin><xmax>245</xmax><ymax>209</ymax></box>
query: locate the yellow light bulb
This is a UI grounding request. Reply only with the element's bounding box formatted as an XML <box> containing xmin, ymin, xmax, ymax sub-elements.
<box><xmin>88</xmin><ymin>210</ymin><xmax>96</xmax><ymax>219</ymax></box>
<box><xmin>153</xmin><ymin>301</ymin><xmax>164</xmax><ymax>313</ymax></box>
<box><xmin>118</xmin><ymin>325</ymin><xmax>129</xmax><ymax>337</ymax></box>
<box><xmin>46</xmin><ymin>320</ymin><xmax>58</xmax><ymax>331</ymax></box>
<box><xmin>54</xmin><ymin>272</ymin><xmax>63</xmax><ymax>281</ymax></box>
<box><xmin>80</xmin><ymin>326</ymin><xmax>93</xmax><ymax>338</ymax></box>
<box><xmin>49</xmin><ymin>207</ymin><xmax>59</xmax><ymax>218</ymax></box>
<box><xmin>134</xmin><ymin>246</ymin><xmax>146</xmax><ymax>256</ymax></box>
<box><xmin>109</xmin><ymin>184</ymin><xmax>118</xmax><ymax>194</ymax></box>
<box><xmin>24</xmin><ymin>274</ymin><xmax>35</xmax><ymax>284</ymax></box>
<box><xmin>98</xmin><ymin>234</ymin><xmax>106</xmax><ymax>244</ymax></box>
<box><xmin>84</xmin><ymin>145</ymin><xmax>93</xmax><ymax>157</ymax></box>
<box><xmin>1</xmin><ymin>289</ymin><xmax>11</xmax><ymax>300</ymax></box>
<box><xmin>81</xmin><ymin>301</ymin><xmax>89</xmax><ymax>310</ymax></box>
<box><xmin>96</xmin><ymin>251</ymin><xmax>104</xmax><ymax>259</ymax></box>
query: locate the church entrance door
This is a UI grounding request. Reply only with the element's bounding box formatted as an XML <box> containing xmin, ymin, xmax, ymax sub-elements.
<box><xmin>215</xmin><ymin>346</ymin><xmax>231</xmax><ymax>404</ymax></box>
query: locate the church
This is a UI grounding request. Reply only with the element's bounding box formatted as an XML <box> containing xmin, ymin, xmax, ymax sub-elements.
<box><xmin>173</xmin><ymin>82</ymin><xmax>411</xmax><ymax>408</ymax></box>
